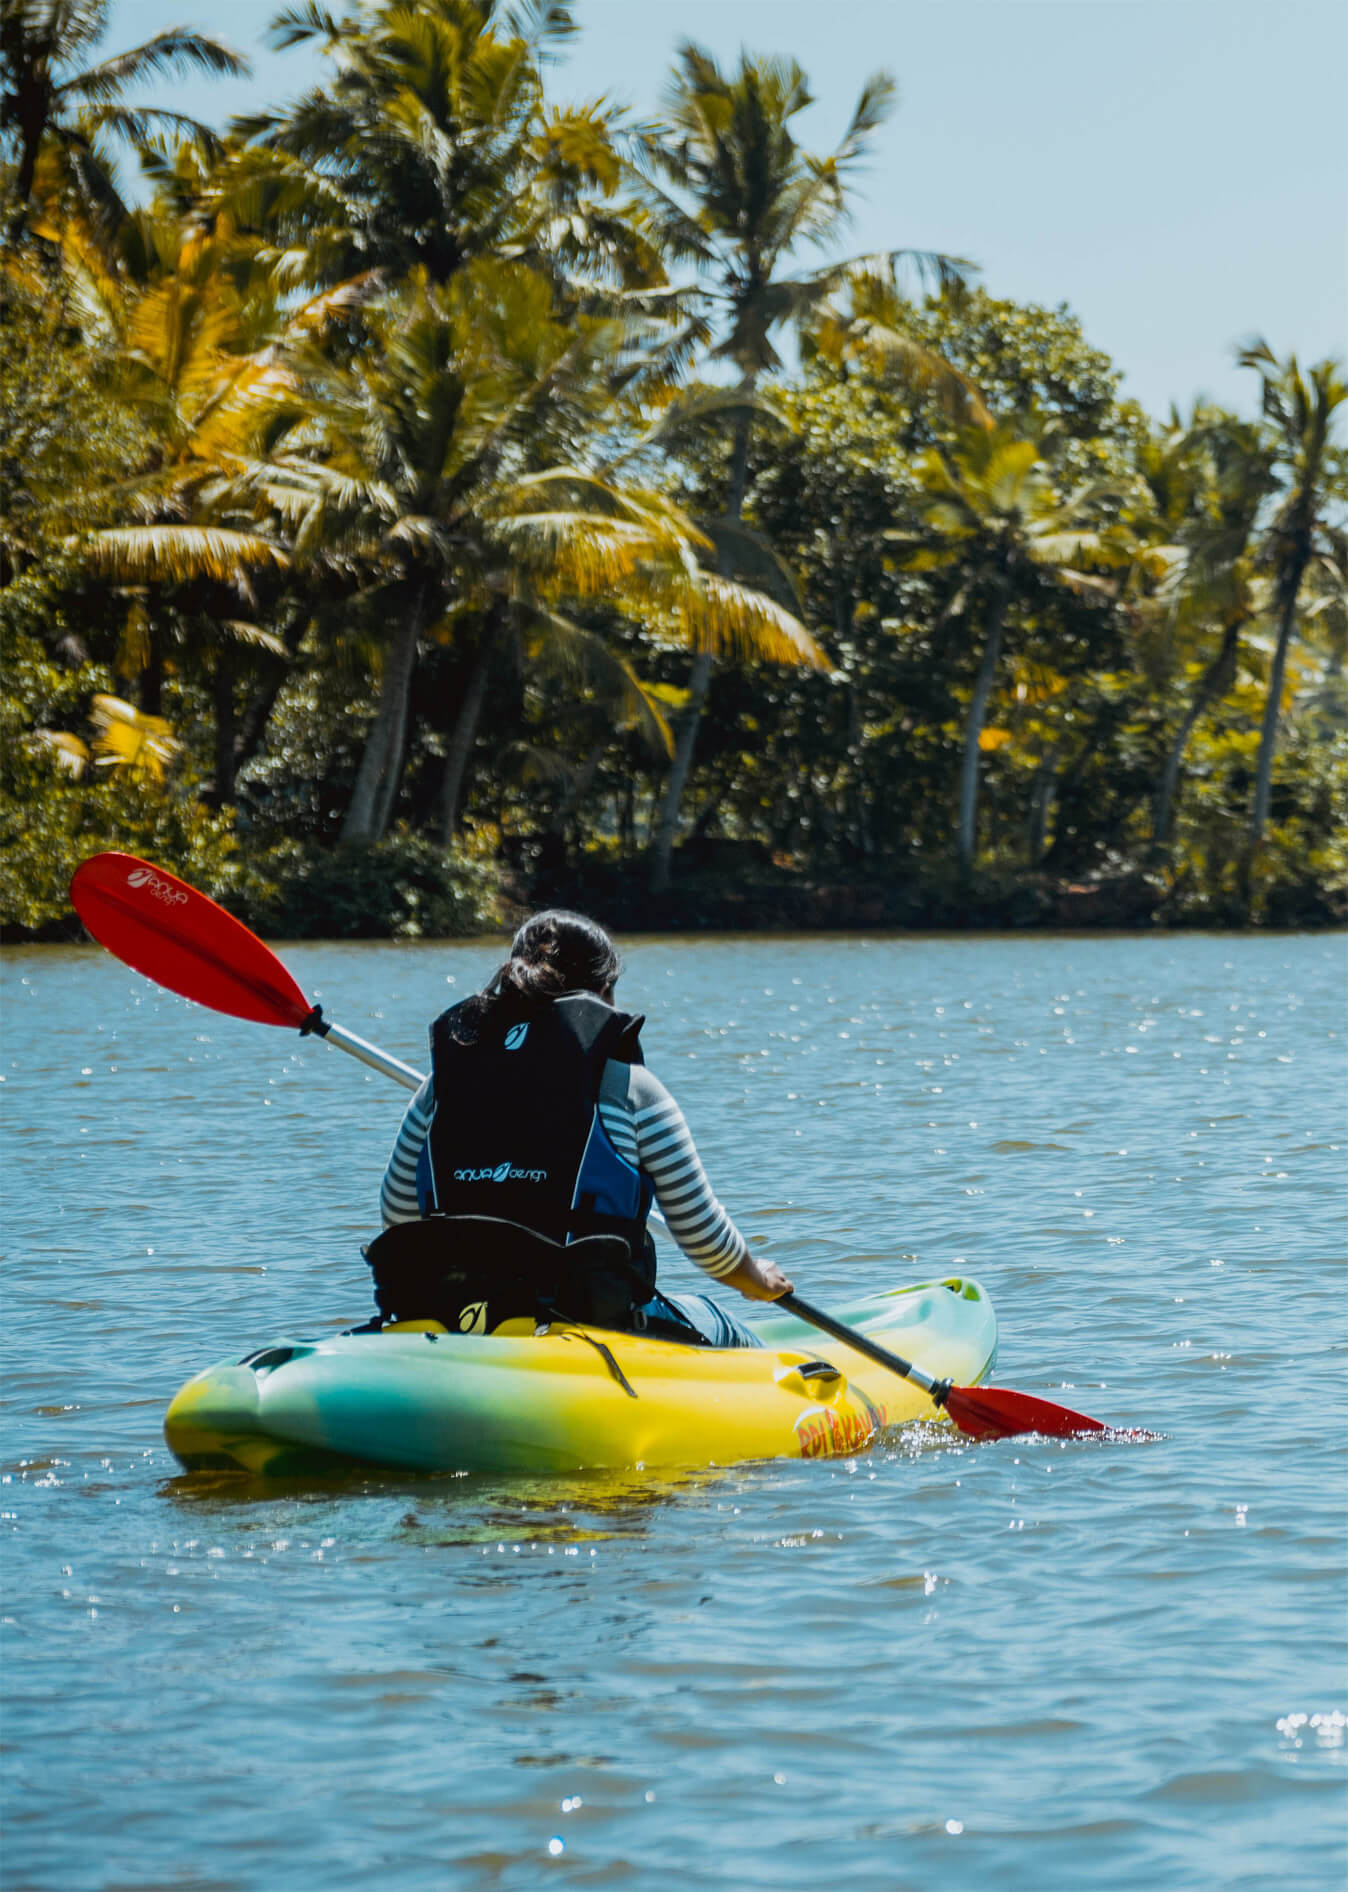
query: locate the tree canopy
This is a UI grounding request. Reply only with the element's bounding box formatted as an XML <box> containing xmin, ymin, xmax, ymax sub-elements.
<box><xmin>2</xmin><ymin>3</ymin><xmax>1343</xmax><ymax>938</ymax></box>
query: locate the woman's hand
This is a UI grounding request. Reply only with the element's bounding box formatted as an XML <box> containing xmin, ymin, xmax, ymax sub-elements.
<box><xmin>720</xmin><ymin>1252</ymin><xmax>794</xmax><ymax>1302</ymax></box>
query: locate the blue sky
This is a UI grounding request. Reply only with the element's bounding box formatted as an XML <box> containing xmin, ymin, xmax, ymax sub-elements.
<box><xmin>105</xmin><ymin>0</ymin><xmax>1347</xmax><ymax>420</ymax></box>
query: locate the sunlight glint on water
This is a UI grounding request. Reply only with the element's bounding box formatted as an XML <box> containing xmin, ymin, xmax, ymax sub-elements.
<box><xmin>2</xmin><ymin>932</ymin><xmax>1344</xmax><ymax>1891</ymax></box>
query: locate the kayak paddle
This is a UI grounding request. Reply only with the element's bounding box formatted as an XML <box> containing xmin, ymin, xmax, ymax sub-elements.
<box><xmin>68</xmin><ymin>851</ymin><xmax>423</xmax><ymax>1091</ymax></box>
<box><xmin>70</xmin><ymin>849</ymin><xmax>1123</xmax><ymax>1442</ymax></box>
<box><xmin>778</xmin><ymin>1292</ymin><xmax>1113</xmax><ymax>1441</ymax></box>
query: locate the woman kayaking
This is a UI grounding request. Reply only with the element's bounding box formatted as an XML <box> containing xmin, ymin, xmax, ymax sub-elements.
<box><xmin>374</xmin><ymin>909</ymin><xmax>793</xmax><ymax>1343</ymax></box>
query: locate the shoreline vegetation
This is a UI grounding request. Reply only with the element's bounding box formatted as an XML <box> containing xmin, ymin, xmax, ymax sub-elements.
<box><xmin>3</xmin><ymin>3</ymin><xmax>1345</xmax><ymax>945</ymax></box>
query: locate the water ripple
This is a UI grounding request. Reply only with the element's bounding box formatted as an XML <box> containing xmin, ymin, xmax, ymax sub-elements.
<box><xmin>2</xmin><ymin>933</ymin><xmax>1344</xmax><ymax>1891</ymax></box>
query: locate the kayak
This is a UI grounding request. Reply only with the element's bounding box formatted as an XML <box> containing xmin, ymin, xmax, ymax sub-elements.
<box><xmin>163</xmin><ymin>1275</ymin><xmax>998</xmax><ymax>1476</ymax></box>
<box><xmin>69</xmin><ymin>853</ymin><xmax>1113</xmax><ymax>1447</ymax></box>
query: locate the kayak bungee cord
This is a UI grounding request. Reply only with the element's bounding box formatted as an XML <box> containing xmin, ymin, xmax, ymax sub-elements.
<box><xmin>69</xmin><ymin>849</ymin><xmax>1130</xmax><ymax>1442</ymax></box>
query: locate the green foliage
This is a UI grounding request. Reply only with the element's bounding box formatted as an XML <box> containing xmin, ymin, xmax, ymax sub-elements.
<box><xmin>241</xmin><ymin>832</ymin><xmax>504</xmax><ymax>941</ymax></box>
<box><xmin>0</xmin><ymin>635</ymin><xmax>244</xmax><ymax>934</ymax></box>
<box><xmin>2</xmin><ymin>17</ymin><xmax>1343</xmax><ymax>934</ymax></box>
<box><xmin>0</xmin><ymin>0</ymin><xmax>247</xmax><ymax>240</ymax></box>
<box><xmin>0</xmin><ymin>284</ymin><xmax>140</xmax><ymax>580</ymax></box>
<box><xmin>1162</xmin><ymin>700</ymin><xmax>1348</xmax><ymax>924</ymax></box>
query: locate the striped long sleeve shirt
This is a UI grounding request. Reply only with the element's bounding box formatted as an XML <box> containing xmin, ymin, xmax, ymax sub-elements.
<box><xmin>380</xmin><ymin>1061</ymin><xmax>750</xmax><ymax>1279</ymax></box>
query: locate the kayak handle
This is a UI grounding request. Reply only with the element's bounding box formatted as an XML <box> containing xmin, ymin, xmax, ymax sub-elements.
<box><xmin>777</xmin><ymin>1291</ymin><xmax>951</xmax><ymax>1407</ymax></box>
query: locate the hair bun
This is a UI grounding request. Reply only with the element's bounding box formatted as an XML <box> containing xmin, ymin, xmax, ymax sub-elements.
<box><xmin>508</xmin><ymin>955</ymin><xmax>566</xmax><ymax>1003</ymax></box>
<box><xmin>496</xmin><ymin>909</ymin><xmax>620</xmax><ymax>1006</ymax></box>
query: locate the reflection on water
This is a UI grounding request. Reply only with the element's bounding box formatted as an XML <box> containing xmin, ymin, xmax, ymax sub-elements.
<box><xmin>2</xmin><ymin>932</ymin><xmax>1344</xmax><ymax>1891</ymax></box>
<box><xmin>162</xmin><ymin>1460</ymin><xmax>729</xmax><ymax>1547</ymax></box>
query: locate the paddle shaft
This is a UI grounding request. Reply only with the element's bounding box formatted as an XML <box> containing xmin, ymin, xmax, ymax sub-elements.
<box><xmin>303</xmin><ymin>1012</ymin><xmax>424</xmax><ymax>1091</ymax></box>
<box><xmin>778</xmin><ymin>1292</ymin><xmax>948</xmax><ymax>1404</ymax></box>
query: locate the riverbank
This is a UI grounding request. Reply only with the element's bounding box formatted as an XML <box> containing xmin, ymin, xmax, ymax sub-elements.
<box><xmin>5</xmin><ymin>821</ymin><xmax>1345</xmax><ymax>946</ymax></box>
<box><xmin>7</xmin><ymin>851</ymin><xmax>1345</xmax><ymax>946</ymax></box>
<box><xmin>529</xmin><ymin>856</ymin><xmax>1345</xmax><ymax>934</ymax></box>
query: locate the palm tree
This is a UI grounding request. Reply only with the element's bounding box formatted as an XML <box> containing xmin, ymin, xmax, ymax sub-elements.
<box><xmin>265</xmin><ymin>266</ymin><xmax>823</xmax><ymax>847</ymax></box>
<box><xmin>636</xmin><ymin>43</ymin><xmax>971</xmax><ymax>891</ymax></box>
<box><xmin>888</xmin><ymin>424</ymin><xmax>1128</xmax><ymax>883</ymax></box>
<box><xmin>51</xmin><ymin>188</ymin><xmax>330</xmax><ymax>795</ymax></box>
<box><xmin>1141</xmin><ymin>409</ymin><xmax>1274</xmax><ymax>848</ymax></box>
<box><xmin>228</xmin><ymin>1</ymin><xmax>721</xmax><ymax>842</ymax></box>
<box><xmin>237</xmin><ymin>0</ymin><xmax>655</xmax><ymax>299</ymax></box>
<box><xmin>1</xmin><ymin>0</ymin><xmax>245</xmax><ymax>242</ymax></box>
<box><xmin>1237</xmin><ymin>342</ymin><xmax>1348</xmax><ymax>888</ymax></box>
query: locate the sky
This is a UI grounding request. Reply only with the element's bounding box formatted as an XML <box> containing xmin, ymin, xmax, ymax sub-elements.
<box><xmin>103</xmin><ymin>0</ymin><xmax>1347</xmax><ymax>420</ymax></box>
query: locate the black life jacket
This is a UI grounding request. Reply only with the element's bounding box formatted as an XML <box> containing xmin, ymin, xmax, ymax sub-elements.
<box><xmin>414</xmin><ymin>991</ymin><xmax>655</xmax><ymax>1321</ymax></box>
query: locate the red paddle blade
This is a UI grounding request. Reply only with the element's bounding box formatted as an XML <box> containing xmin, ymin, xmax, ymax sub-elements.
<box><xmin>70</xmin><ymin>853</ymin><xmax>312</xmax><ymax>1029</ymax></box>
<box><xmin>945</xmin><ymin>1383</ymin><xmax>1113</xmax><ymax>1441</ymax></box>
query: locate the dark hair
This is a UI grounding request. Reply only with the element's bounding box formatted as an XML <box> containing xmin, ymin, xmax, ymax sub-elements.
<box><xmin>491</xmin><ymin>909</ymin><xmax>621</xmax><ymax>1005</ymax></box>
<box><xmin>452</xmin><ymin>911</ymin><xmax>621</xmax><ymax>1040</ymax></box>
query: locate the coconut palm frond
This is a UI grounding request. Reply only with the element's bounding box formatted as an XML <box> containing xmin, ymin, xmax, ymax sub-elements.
<box><xmin>61</xmin><ymin>30</ymin><xmax>249</xmax><ymax>103</ymax></box>
<box><xmin>89</xmin><ymin>693</ymin><xmax>181</xmax><ymax>778</ymax></box>
<box><xmin>489</xmin><ymin>512</ymin><xmax>682</xmax><ymax>594</ymax></box>
<box><xmin>82</xmin><ymin>525</ymin><xmax>289</xmax><ymax>582</ymax></box>
<box><xmin>623</xmin><ymin>383</ymin><xmax>791</xmax><ymax>460</ymax></box>
<box><xmin>267</xmin><ymin>3</ymin><xmax>346</xmax><ymax>52</ymax></box>
<box><xmin>73</xmin><ymin>103</ymin><xmax>225</xmax><ymax>156</ymax></box>
<box><xmin>836</xmin><ymin>316</ymin><xmax>991</xmax><ymax>428</ymax></box>
<box><xmin>496</xmin><ymin>740</ymin><xmax>578</xmax><ymax>790</ymax></box>
<box><xmin>214</xmin><ymin>620</ymin><xmax>290</xmax><ymax>656</ymax></box>
<box><xmin>693</xmin><ymin>516</ymin><xmax>806</xmax><ymax>614</ymax></box>
<box><xmin>523</xmin><ymin>611</ymin><xmax>675</xmax><ymax>755</ymax></box>
<box><xmin>30</xmin><ymin>730</ymin><xmax>91</xmax><ymax>777</ymax></box>
<box><xmin>498</xmin><ymin>473</ymin><xmax>710</xmax><ymax>554</ymax></box>
<box><xmin>1055</xmin><ymin>568</ymin><xmax>1119</xmax><ymax>599</ymax></box>
<box><xmin>1028</xmin><ymin>528</ymin><xmax>1128</xmax><ymax>567</ymax></box>
<box><xmin>678</xmin><ymin>573</ymin><xmax>830</xmax><ymax>669</ymax></box>
<box><xmin>386</xmin><ymin>515</ymin><xmax>455</xmax><ymax>563</ymax></box>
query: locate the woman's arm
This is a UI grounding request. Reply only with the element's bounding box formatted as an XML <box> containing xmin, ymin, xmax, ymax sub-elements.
<box><xmin>380</xmin><ymin>1076</ymin><xmax>434</xmax><ymax>1226</ymax></box>
<box><xmin>715</xmin><ymin>1251</ymin><xmax>794</xmax><ymax>1300</ymax></box>
<box><xmin>599</xmin><ymin>1064</ymin><xmax>792</xmax><ymax>1299</ymax></box>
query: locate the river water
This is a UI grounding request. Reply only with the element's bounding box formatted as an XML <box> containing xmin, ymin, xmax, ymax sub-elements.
<box><xmin>2</xmin><ymin>931</ymin><xmax>1344</xmax><ymax>1891</ymax></box>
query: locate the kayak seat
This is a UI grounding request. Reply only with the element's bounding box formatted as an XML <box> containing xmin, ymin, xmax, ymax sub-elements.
<box><xmin>363</xmin><ymin>1214</ymin><xmax>654</xmax><ymax>1334</ymax></box>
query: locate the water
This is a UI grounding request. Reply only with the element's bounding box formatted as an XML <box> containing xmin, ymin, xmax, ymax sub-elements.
<box><xmin>3</xmin><ymin>932</ymin><xmax>1345</xmax><ymax>1891</ymax></box>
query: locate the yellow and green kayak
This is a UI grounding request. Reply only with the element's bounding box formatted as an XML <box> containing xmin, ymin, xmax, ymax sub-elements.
<box><xmin>164</xmin><ymin>1276</ymin><xmax>997</xmax><ymax>1477</ymax></box>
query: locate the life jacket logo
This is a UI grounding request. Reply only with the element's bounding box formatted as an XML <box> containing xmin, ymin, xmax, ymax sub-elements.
<box><xmin>451</xmin><ymin>1162</ymin><xmax>548</xmax><ymax>1184</ymax></box>
<box><xmin>504</xmin><ymin>1023</ymin><xmax>529</xmax><ymax>1051</ymax></box>
<box><xmin>126</xmin><ymin>867</ymin><xmax>188</xmax><ymax>907</ymax></box>
<box><xmin>458</xmin><ymin>1301</ymin><xmax>488</xmax><ymax>1334</ymax></box>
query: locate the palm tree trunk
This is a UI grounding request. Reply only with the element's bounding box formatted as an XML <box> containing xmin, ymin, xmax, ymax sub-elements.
<box><xmin>234</xmin><ymin>605</ymin><xmax>307</xmax><ymax>777</ymax></box>
<box><xmin>1238</xmin><ymin>553</ymin><xmax>1308</xmax><ymax>910</ymax></box>
<box><xmin>1249</xmin><ymin>579</ymin><xmax>1305</xmax><ymax>848</ymax></box>
<box><xmin>538</xmin><ymin>738</ymin><xmax>607</xmax><ymax>876</ymax></box>
<box><xmin>648</xmin><ymin>648</ymin><xmax>713</xmax><ymax>893</ymax></box>
<box><xmin>1027</xmin><ymin>749</ymin><xmax>1057</xmax><ymax>865</ymax></box>
<box><xmin>840</xmin><ymin>591</ymin><xmax>873</xmax><ymax>858</ymax></box>
<box><xmin>439</xmin><ymin>628</ymin><xmax>496</xmax><ymax>847</ymax></box>
<box><xmin>235</xmin><ymin>673</ymin><xmax>285</xmax><ymax>778</ymax></box>
<box><xmin>957</xmin><ymin>583</ymin><xmax>1008</xmax><ymax>884</ymax></box>
<box><xmin>548</xmin><ymin>739</ymin><xmax>606</xmax><ymax>838</ymax></box>
<box><xmin>649</xmin><ymin>391</ymin><xmax>755</xmax><ymax>895</ymax></box>
<box><xmin>341</xmin><ymin>591</ymin><xmax>424</xmax><ymax>847</ymax></box>
<box><xmin>11</xmin><ymin>91</ymin><xmax>48</xmax><ymax>237</ymax></box>
<box><xmin>1153</xmin><ymin>619</ymin><xmax>1240</xmax><ymax>848</ymax></box>
<box><xmin>138</xmin><ymin>638</ymin><xmax>164</xmax><ymax>717</ymax></box>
